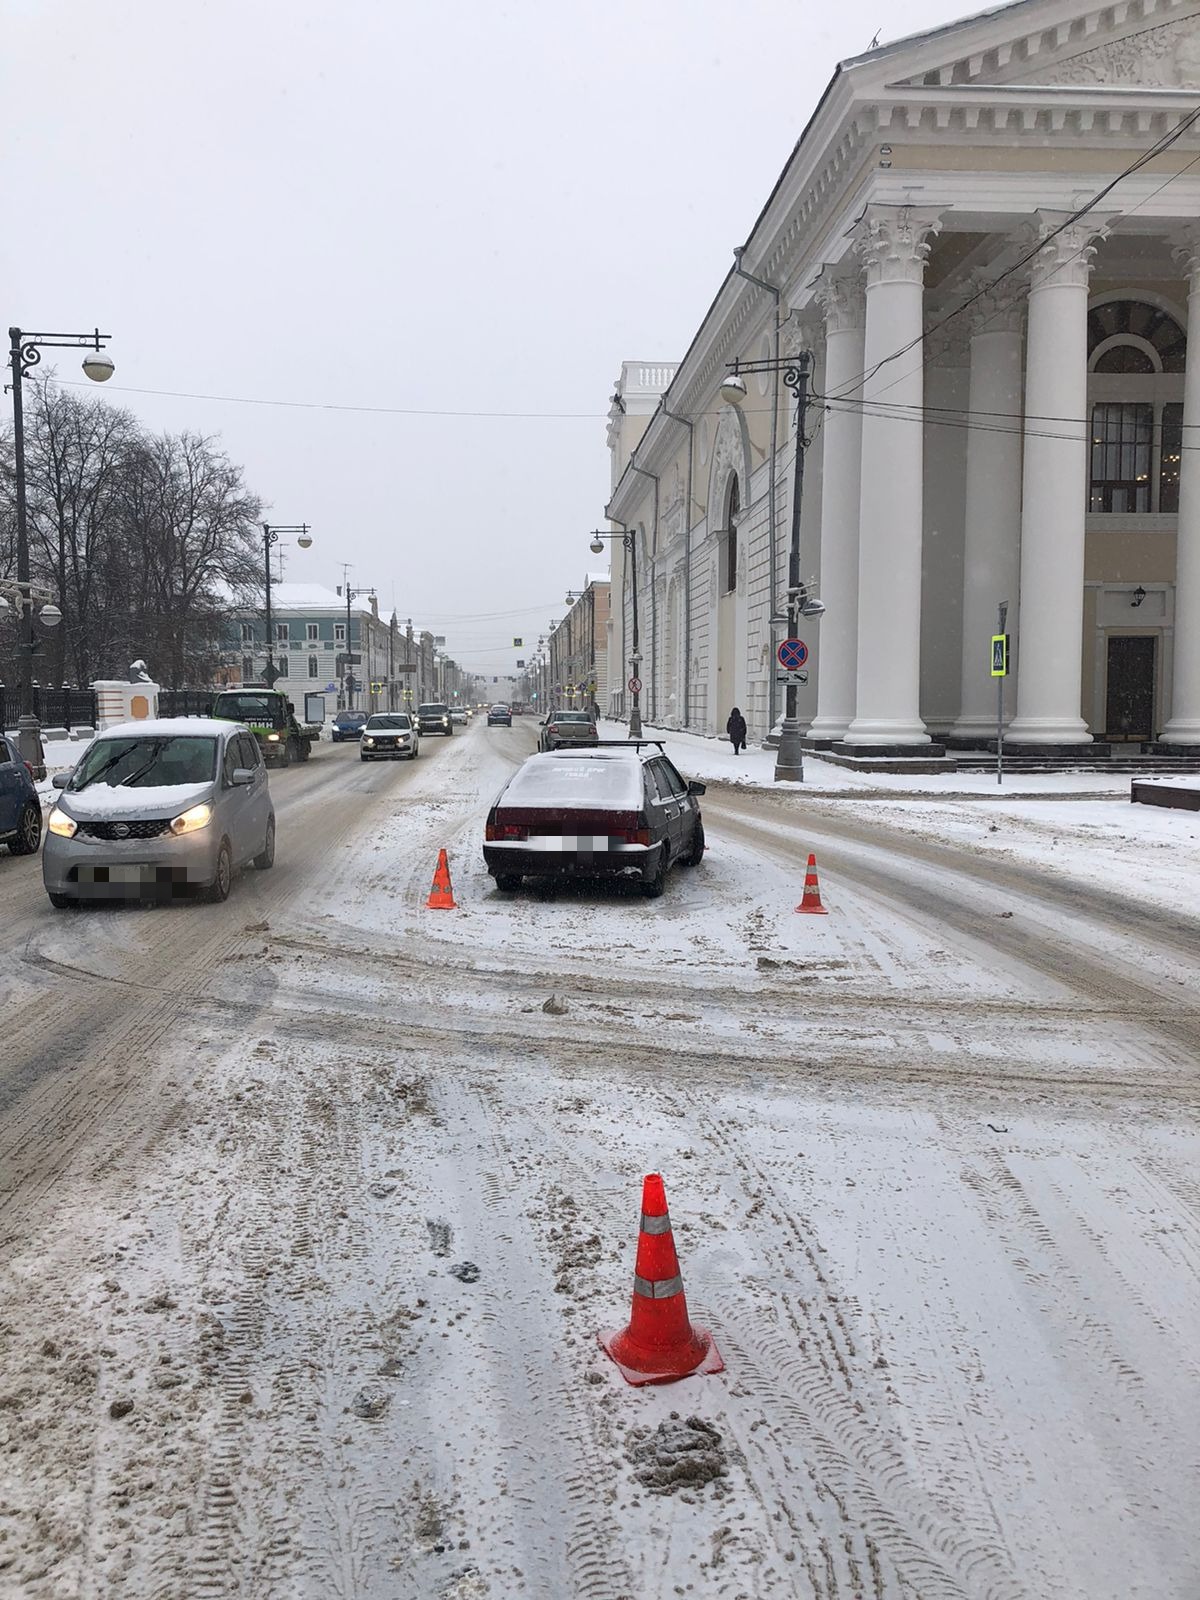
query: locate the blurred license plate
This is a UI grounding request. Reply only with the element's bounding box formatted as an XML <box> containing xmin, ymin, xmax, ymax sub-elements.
<box><xmin>79</xmin><ymin>865</ymin><xmax>151</xmax><ymax>884</ymax></box>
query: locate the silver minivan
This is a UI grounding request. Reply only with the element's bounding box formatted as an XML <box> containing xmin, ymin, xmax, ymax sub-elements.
<box><xmin>43</xmin><ymin>718</ymin><xmax>275</xmax><ymax>907</ymax></box>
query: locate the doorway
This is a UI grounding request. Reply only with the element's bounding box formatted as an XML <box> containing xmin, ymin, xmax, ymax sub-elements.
<box><xmin>1105</xmin><ymin>635</ymin><xmax>1156</xmax><ymax>741</ymax></box>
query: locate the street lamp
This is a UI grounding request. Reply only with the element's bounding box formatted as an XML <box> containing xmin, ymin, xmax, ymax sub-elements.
<box><xmin>722</xmin><ymin>353</ymin><xmax>819</xmax><ymax>782</ymax></box>
<box><xmin>590</xmin><ymin>527</ymin><xmax>641</xmax><ymax>737</ymax></box>
<box><xmin>7</xmin><ymin>326</ymin><xmax>113</xmax><ymax>768</ymax></box>
<box><xmin>261</xmin><ymin>523</ymin><xmax>312</xmax><ymax>688</ymax></box>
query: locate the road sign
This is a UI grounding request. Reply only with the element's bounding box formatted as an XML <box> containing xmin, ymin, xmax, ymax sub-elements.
<box><xmin>324</xmin><ymin>683</ymin><xmax>337</xmax><ymax>693</ymax></box>
<box><xmin>991</xmin><ymin>634</ymin><xmax>1010</xmax><ymax>677</ymax></box>
<box><xmin>628</xmin><ymin>676</ymin><xmax>642</xmax><ymax>694</ymax></box>
<box><xmin>777</xmin><ymin>638</ymin><xmax>809</xmax><ymax>671</ymax></box>
<box><xmin>516</xmin><ymin>659</ymin><xmax>525</xmax><ymax>668</ymax></box>
<box><xmin>395</xmin><ymin>662</ymin><xmax>417</xmax><ymax>673</ymax></box>
<box><xmin>513</xmin><ymin>637</ymin><xmax>523</xmax><ymax>647</ymax></box>
<box><xmin>776</xmin><ymin>670</ymin><xmax>809</xmax><ymax>686</ymax></box>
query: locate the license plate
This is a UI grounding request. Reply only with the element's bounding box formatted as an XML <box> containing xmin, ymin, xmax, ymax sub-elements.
<box><xmin>79</xmin><ymin>864</ymin><xmax>149</xmax><ymax>884</ymax></box>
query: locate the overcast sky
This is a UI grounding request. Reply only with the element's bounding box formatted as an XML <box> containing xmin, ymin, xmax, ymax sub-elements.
<box><xmin>7</xmin><ymin>0</ymin><xmax>975</xmax><ymax>675</ymax></box>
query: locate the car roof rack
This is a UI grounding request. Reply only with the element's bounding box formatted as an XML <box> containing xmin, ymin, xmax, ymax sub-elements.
<box><xmin>576</xmin><ymin>739</ymin><xmax>666</xmax><ymax>751</ymax></box>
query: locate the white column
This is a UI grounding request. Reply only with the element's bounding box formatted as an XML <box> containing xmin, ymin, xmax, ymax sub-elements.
<box><xmin>843</xmin><ymin>205</ymin><xmax>941</xmax><ymax>748</ymax></box>
<box><xmin>1160</xmin><ymin>231</ymin><xmax>1200</xmax><ymax>745</ymax></box>
<box><xmin>1008</xmin><ymin>212</ymin><xmax>1111</xmax><ymax>746</ymax></box>
<box><xmin>809</xmin><ymin>272</ymin><xmax>865</xmax><ymax>742</ymax></box>
<box><xmin>950</xmin><ymin>284</ymin><xmax>1025</xmax><ymax>739</ymax></box>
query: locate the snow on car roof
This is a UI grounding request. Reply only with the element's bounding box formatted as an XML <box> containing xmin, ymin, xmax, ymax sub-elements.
<box><xmin>91</xmin><ymin>718</ymin><xmax>229</xmax><ymax>740</ymax></box>
<box><xmin>500</xmin><ymin>751</ymin><xmax>643</xmax><ymax>808</ymax></box>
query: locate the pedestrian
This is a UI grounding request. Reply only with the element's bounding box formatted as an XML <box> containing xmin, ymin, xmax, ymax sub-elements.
<box><xmin>726</xmin><ymin>706</ymin><xmax>747</xmax><ymax>755</ymax></box>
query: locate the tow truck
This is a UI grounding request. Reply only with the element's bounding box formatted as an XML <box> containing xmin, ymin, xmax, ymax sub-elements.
<box><xmin>211</xmin><ymin>686</ymin><xmax>318</xmax><ymax>767</ymax></box>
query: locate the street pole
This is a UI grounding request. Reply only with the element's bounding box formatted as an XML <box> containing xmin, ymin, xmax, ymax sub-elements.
<box><xmin>8</xmin><ymin>325</ymin><xmax>112</xmax><ymax>767</ymax></box>
<box><xmin>9</xmin><ymin>331</ymin><xmax>34</xmax><ymax>748</ymax></box>
<box><xmin>775</xmin><ymin>356</ymin><xmax>812</xmax><ymax>783</ymax></box>
<box><xmin>997</xmin><ymin>599</ymin><xmax>1008</xmax><ymax>787</ymax></box>
<box><xmin>263</xmin><ymin>525</ymin><xmax>277</xmax><ymax>687</ymax></box>
<box><xmin>627</xmin><ymin>532</ymin><xmax>642</xmax><ymax>738</ymax></box>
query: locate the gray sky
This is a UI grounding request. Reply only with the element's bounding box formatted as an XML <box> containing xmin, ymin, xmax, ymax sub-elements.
<box><xmin>6</xmin><ymin>0</ymin><xmax>974</xmax><ymax>675</ymax></box>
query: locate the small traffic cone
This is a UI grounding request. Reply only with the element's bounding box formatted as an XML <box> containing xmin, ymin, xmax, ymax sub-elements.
<box><xmin>795</xmin><ymin>852</ymin><xmax>827</xmax><ymax>914</ymax></box>
<box><xmin>598</xmin><ymin>1174</ymin><xmax>723</xmax><ymax>1386</ymax></box>
<box><xmin>426</xmin><ymin>848</ymin><xmax>456</xmax><ymax>909</ymax></box>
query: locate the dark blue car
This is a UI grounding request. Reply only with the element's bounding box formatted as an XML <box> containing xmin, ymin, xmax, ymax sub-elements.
<box><xmin>331</xmin><ymin>711</ymin><xmax>368</xmax><ymax>743</ymax></box>
<box><xmin>0</xmin><ymin>733</ymin><xmax>43</xmax><ymax>857</ymax></box>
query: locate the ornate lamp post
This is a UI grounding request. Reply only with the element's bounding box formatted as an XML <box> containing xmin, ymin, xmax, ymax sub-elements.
<box><xmin>589</xmin><ymin>528</ymin><xmax>641</xmax><ymax>737</ymax></box>
<box><xmin>261</xmin><ymin>523</ymin><xmax>312</xmax><ymax>687</ymax></box>
<box><xmin>7</xmin><ymin>326</ymin><xmax>112</xmax><ymax>766</ymax></box>
<box><xmin>721</xmin><ymin>355</ymin><xmax>824</xmax><ymax>782</ymax></box>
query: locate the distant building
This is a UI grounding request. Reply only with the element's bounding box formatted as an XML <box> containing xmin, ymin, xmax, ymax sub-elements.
<box><xmin>548</xmin><ymin>577</ymin><xmax>611</xmax><ymax>712</ymax></box>
<box><xmin>220</xmin><ymin>583</ymin><xmax>438</xmax><ymax>712</ymax></box>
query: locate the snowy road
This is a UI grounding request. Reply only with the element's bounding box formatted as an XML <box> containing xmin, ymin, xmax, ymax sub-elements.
<box><xmin>0</xmin><ymin>723</ymin><xmax>1196</xmax><ymax>1599</ymax></box>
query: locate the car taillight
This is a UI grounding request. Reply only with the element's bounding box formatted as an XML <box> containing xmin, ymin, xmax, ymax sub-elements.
<box><xmin>626</xmin><ymin>827</ymin><xmax>651</xmax><ymax>846</ymax></box>
<box><xmin>486</xmin><ymin>821</ymin><xmax>528</xmax><ymax>841</ymax></box>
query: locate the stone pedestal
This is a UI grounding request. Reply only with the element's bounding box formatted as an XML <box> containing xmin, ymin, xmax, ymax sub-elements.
<box><xmin>93</xmin><ymin>680</ymin><xmax>161</xmax><ymax>729</ymax></box>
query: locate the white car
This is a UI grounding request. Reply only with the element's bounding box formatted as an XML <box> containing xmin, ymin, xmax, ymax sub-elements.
<box><xmin>359</xmin><ymin>713</ymin><xmax>420</xmax><ymax>761</ymax></box>
<box><xmin>450</xmin><ymin>708</ymin><xmax>469</xmax><ymax>726</ymax></box>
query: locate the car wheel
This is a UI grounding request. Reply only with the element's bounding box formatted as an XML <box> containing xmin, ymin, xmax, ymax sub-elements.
<box><xmin>683</xmin><ymin>820</ymin><xmax>705</xmax><ymax>867</ymax></box>
<box><xmin>208</xmin><ymin>839</ymin><xmax>233</xmax><ymax>902</ymax></box>
<box><xmin>494</xmin><ymin>873</ymin><xmax>522</xmax><ymax>892</ymax></box>
<box><xmin>299</xmin><ymin>741</ymin><xmax>311</xmax><ymax>761</ymax></box>
<box><xmin>8</xmin><ymin>802</ymin><xmax>42</xmax><ymax>856</ymax></box>
<box><xmin>641</xmin><ymin>845</ymin><xmax>668</xmax><ymax>898</ymax></box>
<box><xmin>253</xmin><ymin>818</ymin><xmax>275</xmax><ymax>871</ymax></box>
<box><xmin>277</xmin><ymin>741</ymin><xmax>291</xmax><ymax>768</ymax></box>
<box><xmin>48</xmin><ymin>891</ymin><xmax>76</xmax><ymax>909</ymax></box>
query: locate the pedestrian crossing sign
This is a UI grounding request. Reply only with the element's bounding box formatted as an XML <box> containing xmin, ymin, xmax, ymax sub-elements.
<box><xmin>991</xmin><ymin>634</ymin><xmax>1010</xmax><ymax>677</ymax></box>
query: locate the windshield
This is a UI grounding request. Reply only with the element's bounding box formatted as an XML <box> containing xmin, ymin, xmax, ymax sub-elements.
<box><xmin>366</xmin><ymin>715</ymin><xmax>411</xmax><ymax>730</ymax></box>
<box><xmin>336</xmin><ymin>712</ymin><xmax>366</xmax><ymax>724</ymax></box>
<box><xmin>69</xmin><ymin>736</ymin><xmax>218</xmax><ymax>791</ymax></box>
<box><xmin>419</xmin><ymin>705</ymin><xmax>448</xmax><ymax>715</ymax></box>
<box><xmin>213</xmin><ymin>693</ymin><xmax>286</xmax><ymax>728</ymax></box>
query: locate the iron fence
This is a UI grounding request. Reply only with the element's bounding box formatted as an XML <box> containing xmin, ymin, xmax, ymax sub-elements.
<box><xmin>158</xmin><ymin>688</ymin><xmax>215</xmax><ymax>719</ymax></box>
<box><xmin>0</xmin><ymin>685</ymin><xmax>99</xmax><ymax>730</ymax></box>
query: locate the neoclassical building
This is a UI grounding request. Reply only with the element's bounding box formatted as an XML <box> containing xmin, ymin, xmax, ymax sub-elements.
<box><xmin>603</xmin><ymin>0</ymin><xmax>1200</xmax><ymax>753</ymax></box>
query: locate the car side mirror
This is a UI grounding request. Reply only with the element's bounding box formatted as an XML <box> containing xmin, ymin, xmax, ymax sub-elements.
<box><xmin>51</xmin><ymin>772</ymin><xmax>70</xmax><ymax>788</ymax></box>
<box><xmin>687</xmin><ymin>780</ymin><xmax>706</xmax><ymax>796</ymax></box>
<box><xmin>232</xmin><ymin>767</ymin><xmax>256</xmax><ymax>786</ymax></box>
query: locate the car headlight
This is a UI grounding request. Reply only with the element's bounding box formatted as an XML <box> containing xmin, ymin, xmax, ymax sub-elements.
<box><xmin>267</xmin><ymin>733</ymin><xmax>281</xmax><ymax>742</ymax></box>
<box><xmin>48</xmin><ymin>807</ymin><xmax>77</xmax><ymax>838</ymax></box>
<box><xmin>364</xmin><ymin>737</ymin><xmax>375</xmax><ymax>746</ymax></box>
<box><xmin>170</xmin><ymin>802</ymin><xmax>214</xmax><ymax>837</ymax></box>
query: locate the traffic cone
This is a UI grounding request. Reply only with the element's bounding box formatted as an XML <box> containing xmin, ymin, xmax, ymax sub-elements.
<box><xmin>795</xmin><ymin>853</ymin><xmax>827</xmax><ymax>914</ymax></box>
<box><xmin>426</xmin><ymin>848</ymin><xmax>456</xmax><ymax>909</ymax></box>
<box><xmin>598</xmin><ymin>1174</ymin><xmax>723</xmax><ymax>1386</ymax></box>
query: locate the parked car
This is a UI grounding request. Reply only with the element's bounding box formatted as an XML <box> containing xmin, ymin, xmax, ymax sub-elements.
<box><xmin>360</xmin><ymin>713</ymin><xmax>420</xmax><ymax>761</ymax></box>
<box><xmin>487</xmin><ymin>704</ymin><xmax>512</xmax><ymax>727</ymax></box>
<box><xmin>0</xmin><ymin>734</ymin><xmax>42</xmax><ymax>858</ymax></box>
<box><xmin>539</xmin><ymin>711</ymin><xmax>598</xmax><ymax>753</ymax></box>
<box><xmin>417</xmin><ymin>703</ymin><xmax>454</xmax><ymax>736</ymax></box>
<box><xmin>331</xmin><ymin>710</ymin><xmax>369</xmax><ymax>743</ymax></box>
<box><xmin>483</xmin><ymin>742</ymin><xmax>704</xmax><ymax>897</ymax></box>
<box><xmin>43</xmin><ymin>717</ymin><xmax>275</xmax><ymax>907</ymax></box>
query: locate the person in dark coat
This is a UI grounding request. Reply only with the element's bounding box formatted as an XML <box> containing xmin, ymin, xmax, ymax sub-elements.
<box><xmin>726</xmin><ymin>707</ymin><xmax>747</xmax><ymax>754</ymax></box>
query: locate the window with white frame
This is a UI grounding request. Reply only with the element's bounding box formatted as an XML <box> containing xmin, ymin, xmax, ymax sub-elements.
<box><xmin>242</xmin><ymin>656</ymin><xmax>253</xmax><ymax>680</ymax></box>
<box><xmin>1088</xmin><ymin>300</ymin><xmax>1186</xmax><ymax>515</ymax></box>
<box><xmin>306</xmin><ymin>622</ymin><xmax>319</xmax><ymax>641</ymax></box>
<box><xmin>308</xmin><ymin>656</ymin><xmax>320</xmax><ymax>678</ymax></box>
<box><xmin>276</xmin><ymin>622</ymin><xmax>289</xmax><ymax>643</ymax></box>
<box><xmin>335</xmin><ymin>622</ymin><xmax>346</xmax><ymax>643</ymax></box>
<box><xmin>241</xmin><ymin>622</ymin><xmax>255</xmax><ymax>643</ymax></box>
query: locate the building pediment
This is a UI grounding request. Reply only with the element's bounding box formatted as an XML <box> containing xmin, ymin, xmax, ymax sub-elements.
<box><xmin>869</xmin><ymin>0</ymin><xmax>1200</xmax><ymax>93</ymax></box>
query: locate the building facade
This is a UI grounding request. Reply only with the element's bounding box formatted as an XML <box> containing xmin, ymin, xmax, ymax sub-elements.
<box><xmin>603</xmin><ymin>0</ymin><xmax>1200</xmax><ymax>752</ymax></box>
<box><xmin>547</xmin><ymin>577</ymin><xmax>611</xmax><ymax>713</ymax></box>
<box><xmin>221</xmin><ymin>583</ymin><xmax>443</xmax><ymax>713</ymax></box>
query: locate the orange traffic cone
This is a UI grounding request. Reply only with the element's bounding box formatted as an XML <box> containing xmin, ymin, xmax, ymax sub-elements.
<box><xmin>795</xmin><ymin>852</ymin><xmax>827</xmax><ymax>914</ymax></box>
<box><xmin>598</xmin><ymin>1174</ymin><xmax>723</xmax><ymax>1386</ymax></box>
<box><xmin>426</xmin><ymin>848</ymin><xmax>456</xmax><ymax>909</ymax></box>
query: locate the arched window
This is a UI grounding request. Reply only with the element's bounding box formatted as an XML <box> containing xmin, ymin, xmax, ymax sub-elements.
<box><xmin>723</xmin><ymin>477</ymin><xmax>740</xmax><ymax>595</ymax></box>
<box><xmin>1088</xmin><ymin>299</ymin><xmax>1186</xmax><ymax>515</ymax></box>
